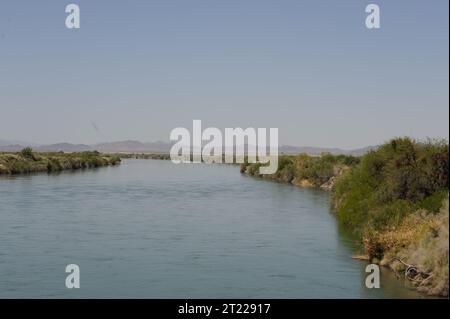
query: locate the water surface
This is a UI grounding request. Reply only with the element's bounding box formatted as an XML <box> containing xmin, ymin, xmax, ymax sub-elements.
<box><xmin>0</xmin><ymin>159</ymin><xmax>422</xmax><ymax>298</ymax></box>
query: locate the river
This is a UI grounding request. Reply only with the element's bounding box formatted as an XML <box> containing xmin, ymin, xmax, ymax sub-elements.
<box><xmin>0</xmin><ymin>159</ymin><xmax>423</xmax><ymax>298</ymax></box>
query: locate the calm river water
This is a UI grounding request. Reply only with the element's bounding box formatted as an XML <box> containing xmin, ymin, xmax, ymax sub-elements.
<box><xmin>0</xmin><ymin>159</ymin><xmax>422</xmax><ymax>298</ymax></box>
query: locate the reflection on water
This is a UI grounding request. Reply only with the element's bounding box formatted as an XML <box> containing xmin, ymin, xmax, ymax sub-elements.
<box><xmin>0</xmin><ymin>159</ymin><xmax>424</xmax><ymax>298</ymax></box>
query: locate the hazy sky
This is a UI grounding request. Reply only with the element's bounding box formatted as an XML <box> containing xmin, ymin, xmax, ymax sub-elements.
<box><xmin>0</xmin><ymin>0</ymin><xmax>448</xmax><ymax>148</ymax></box>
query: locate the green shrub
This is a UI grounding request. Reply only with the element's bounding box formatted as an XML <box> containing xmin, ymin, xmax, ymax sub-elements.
<box><xmin>334</xmin><ymin>137</ymin><xmax>449</xmax><ymax>235</ymax></box>
<box><xmin>20</xmin><ymin>147</ymin><xmax>35</xmax><ymax>160</ymax></box>
<box><xmin>420</xmin><ymin>190</ymin><xmax>448</xmax><ymax>213</ymax></box>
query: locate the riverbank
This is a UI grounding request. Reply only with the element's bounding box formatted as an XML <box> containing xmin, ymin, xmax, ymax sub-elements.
<box><xmin>240</xmin><ymin>153</ymin><xmax>360</xmax><ymax>191</ymax></box>
<box><xmin>0</xmin><ymin>148</ymin><xmax>121</xmax><ymax>175</ymax></box>
<box><xmin>241</xmin><ymin>138</ymin><xmax>449</xmax><ymax>297</ymax></box>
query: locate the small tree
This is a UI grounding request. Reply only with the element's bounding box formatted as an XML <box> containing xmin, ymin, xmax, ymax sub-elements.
<box><xmin>20</xmin><ymin>147</ymin><xmax>34</xmax><ymax>159</ymax></box>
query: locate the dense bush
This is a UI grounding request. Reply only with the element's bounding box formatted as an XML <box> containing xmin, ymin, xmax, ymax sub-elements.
<box><xmin>20</xmin><ymin>147</ymin><xmax>35</xmax><ymax>160</ymax></box>
<box><xmin>334</xmin><ymin>138</ymin><xmax>449</xmax><ymax>234</ymax></box>
<box><xmin>241</xmin><ymin>152</ymin><xmax>359</xmax><ymax>187</ymax></box>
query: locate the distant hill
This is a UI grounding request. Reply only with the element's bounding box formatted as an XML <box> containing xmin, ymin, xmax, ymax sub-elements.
<box><xmin>36</xmin><ymin>143</ymin><xmax>94</xmax><ymax>152</ymax></box>
<box><xmin>279</xmin><ymin>145</ymin><xmax>377</xmax><ymax>156</ymax></box>
<box><xmin>0</xmin><ymin>139</ymin><xmax>39</xmax><ymax>148</ymax></box>
<box><xmin>0</xmin><ymin>139</ymin><xmax>377</xmax><ymax>156</ymax></box>
<box><xmin>0</xmin><ymin>144</ymin><xmax>26</xmax><ymax>152</ymax></box>
<box><xmin>94</xmin><ymin>140</ymin><xmax>170</xmax><ymax>153</ymax></box>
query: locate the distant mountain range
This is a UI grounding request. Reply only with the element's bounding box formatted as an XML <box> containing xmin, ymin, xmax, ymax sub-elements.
<box><xmin>0</xmin><ymin>139</ymin><xmax>376</xmax><ymax>156</ymax></box>
<box><xmin>279</xmin><ymin>145</ymin><xmax>376</xmax><ymax>156</ymax></box>
<box><xmin>0</xmin><ymin>139</ymin><xmax>40</xmax><ymax>147</ymax></box>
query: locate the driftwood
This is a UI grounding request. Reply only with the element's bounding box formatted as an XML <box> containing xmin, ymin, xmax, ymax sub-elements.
<box><xmin>352</xmin><ymin>255</ymin><xmax>370</xmax><ymax>261</ymax></box>
<box><xmin>390</xmin><ymin>257</ymin><xmax>433</xmax><ymax>284</ymax></box>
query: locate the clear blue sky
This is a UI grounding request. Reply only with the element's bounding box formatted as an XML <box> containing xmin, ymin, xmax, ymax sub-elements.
<box><xmin>0</xmin><ymin>0</ymin><xmax>448</xmax><ymax>148</ymax></box>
